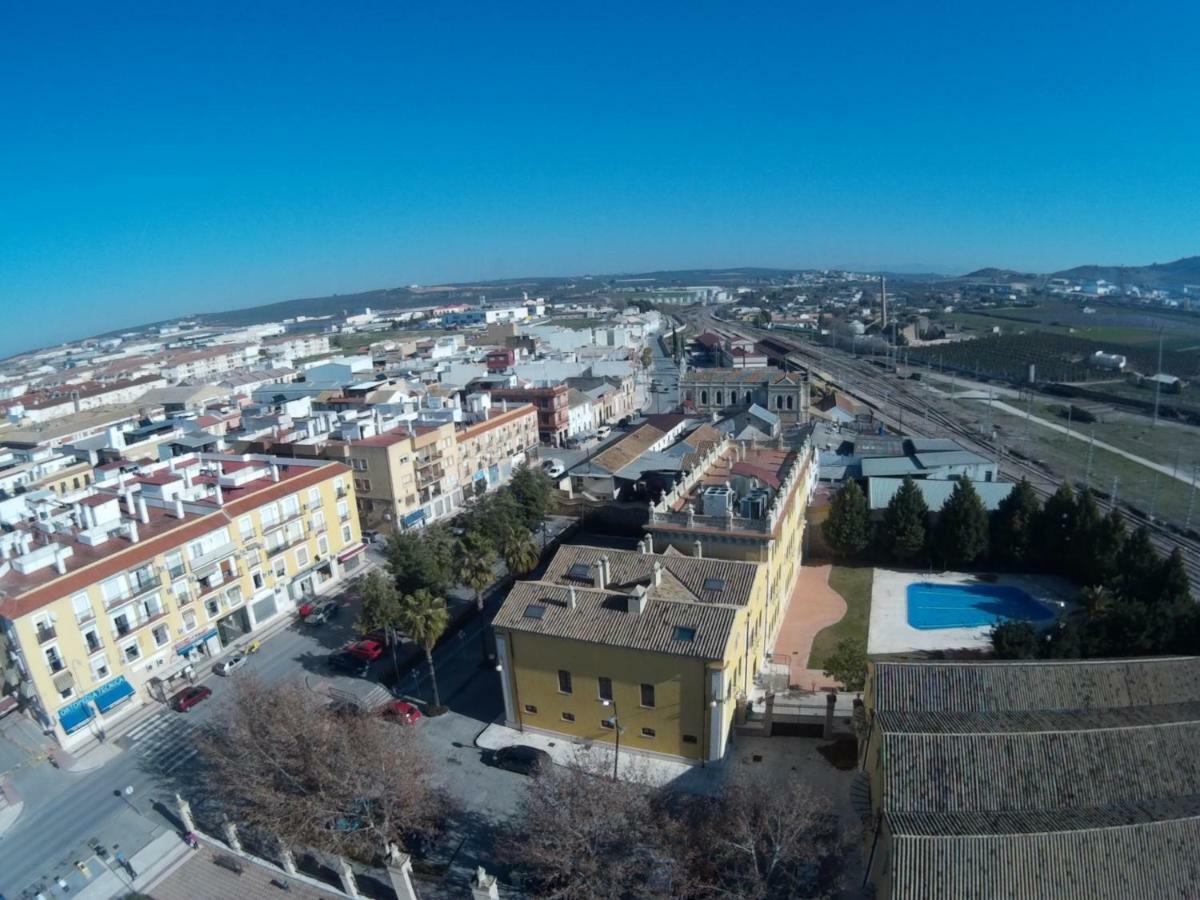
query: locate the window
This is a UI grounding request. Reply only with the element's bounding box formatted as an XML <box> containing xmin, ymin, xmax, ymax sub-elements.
<box><xmin>715</xmin><ymin>390</ymin><xmax>723</xmax><ymax>405</ymax></box>
<box><xmin>523</xmin><ymin>704</ymin><xmax>538</xmax><ymax>715</ymax></box>
<box><xmin>700</xmin><ymin>390</ymin><xmax>708</xmax><ymax>405</ymax></box>
<box><xmin>308</xmin><ymin>487</ymin><xmax>321</xmax><ymax>506</ymax></box>
<box><xmin>252</xmin><ymin>569</ymin><xmax>265</xmax><ymax>590</ymax></box>
<box><xmin>205</xmin><ymin>598</ymin><xmax>220</xmax><ymax>618</ymax></box>
<box><xmin>566</xmin><ymin>563</ymin><xmax>592</xmax><ymax>581</ymax></box>
<box><xmin>295</xmin><ymin>547</ymin><xmax>310</xmax><ymax>569</ymax></box>
<box><xmin>561</xmin><ymin>712</ymin><xmax>576</xmax><ymax>723</ymax></box>
<box><xmin>182</xmin><ymin>610</ymin><xmax>198</xmax><ymax>633</ymax></box>
<box><xmin>640</xmin><ymin>727</ymin><xmax>656</xmax><ymax>738</ymax></box>
<box><xmin>597</xmin><ymin>676</ymin><xmax>613</xmax><ymax>702</ymax></box>
<box><xmin>672</xmin><ymin>626</ymin><xmax>696</xmax><ymax>642</ymax></box>
<box><xmin>786</xmin><ymin>395</ymin><xmax>794</xmax><ymax>410</ymax></box>
<box><xmin>317</xmin><ymin>535</ymin><xmax>329</xmax><ymax>557</ymax></box>
<box><xmin>152</xmin><ymin>624</ymin><xmax>170</xmax><ymax>647</ymax></box>
<box><xmin>226</xmin><ymin>585</ymin><xmax>244</xmax><ymax>607</ymax></box>
<box><xmin>72</xmin><ymin>593</ymin><xmax>94</xmax><ymax>623</ymax></box>
<box><xmin>101</xmin><ymin>574</ymin><xmax>129</xmax><ymax>604</ymax></box>
<box><xmin>273</xmin><ymin>557</ymin><xmax>287</xmax><ymax>579</ymax></box>
<box><xmin>600</xmin><ymin>718</ymin><xmax>614</xmax><ymax>730</ymax></box>
<box><xmin>83</xmin><ymin>627</ymin><xmax>102</xmax><ymax>654</ymax></box>
<box><xmin>523</xmin><ymin>605</ymin><xmax>546</xmax><ymax>620</ymax></box>
<box><xmin>91</xmin><ymin>656</ymin><xmax>110</xmax><ymax>682</ymax></box>
<box><xmin>260</xmin><ymin>503</ymin><xmax>281</xmax><ymax>528</ymax></box>
<box><xmin>702</xmin><ymin>577</ymin><xmax>727</xmax><ymax>593</ymax></box>
<box><xmin>123</xmin><ymin>640</ymin><xmax>141</xmax><ymax>663</ymax></box>
<box><xmin>238</xmin><ymin>516</ymin><xmax>254</xmax><ymax>539</ymax></box>
<box><xmin>682</xmin><ymin>734</ymin><xmax>698</xmax><ymax>744</ymax></box>
<box><xmin>640</xmin><ymin>683</ymin><xmax>655</xmax><ymax>708</ymax></box>
<box><xmin>281</xmin><ymin>495</ymin><xmax>300</xmax><ymax>517</ymax></box>
<box><xmin>558</xmin><ymin>670</ymin><xmax>572</xmax><ymax>694</ymax></box>
<box><xmin>341</xmin><ymin>524</ymin><xmax>353</xmax><ymax>543</ymax></box>
<box><xmin>44</xmin><ymin>646</ymin><xmax>64</xmax><ymax>672</ymax></box>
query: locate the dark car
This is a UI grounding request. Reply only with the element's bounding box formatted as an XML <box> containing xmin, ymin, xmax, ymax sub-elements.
<box><xmin>171</xmin><ymin>685</ymin><xmax>212</xmax><ymax>712</ymax></box>
<box><xmin>327</xmin><ymin>650</ymin><xmax>371</xmax><ymax>678</ymax></box>
<box><xmin>304</xmin><ymin>599</ymin><xmax>340</xmax><ymax>625</ymax></box>
<box><xmin>490</xmin><ymin>745</ymin><xmax>551</xmax><ymax>776</ymax></box>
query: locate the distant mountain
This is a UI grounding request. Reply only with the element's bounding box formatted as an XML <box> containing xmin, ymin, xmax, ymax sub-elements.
<box><xmin>960</xmin><ymin>267</ymin><xmax>1038</xmax><ymax>281</ymax></box>
<box><xmin>1051</xmin><ymin>255</ymin><xmax>1200</xmax><ymax>289</ymax></box>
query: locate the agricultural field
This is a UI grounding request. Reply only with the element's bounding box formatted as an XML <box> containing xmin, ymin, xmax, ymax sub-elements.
<box><xmin>906</xmin><ymin>331</ymin><xmax>1200</xmax><ymax>383</ymax></box>
<box><xmin>332</xmin><ymin>328</ymin><xmax>452</xmax><ymax>351</ymax></box>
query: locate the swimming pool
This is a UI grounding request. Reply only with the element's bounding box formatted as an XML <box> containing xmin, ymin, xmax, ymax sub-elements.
<box><xmin>906</xmin><ymin>581</ymin><xmax>1055</xmax><ymax>630</ymax></box>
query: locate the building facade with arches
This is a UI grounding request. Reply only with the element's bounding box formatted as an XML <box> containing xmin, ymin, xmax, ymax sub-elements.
<box><xmin>681</xmin><ymin>368</ymin><xmax>809</xmax><ymax>422</ymax></box>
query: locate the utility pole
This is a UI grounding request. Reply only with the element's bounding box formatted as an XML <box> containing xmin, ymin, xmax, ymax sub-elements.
<box><xmin>1186</xmin><ymin>464</ymin><xmax>1198</xmax><ymax>530</ymax></box>
<box><xmin>1150</xmin><ymin>473</ymin><xmax>1161</xmax><ymax>520</ymax></box>
<box><xmin>1085</xmin><ymin>429</ymin><xmax>1095</xmax><ymax>488</ymax></box>
<box><xmin>1023</xmin><ymin>391</ymin><xmax>1033</xmax><ymax>451</ymax></box>
<box><xmin>1153</xmin><ymin>331</ymin><xmax>1164</xmax><ymax>427</ymax></box>
<box><xmin>1111</xmin><ymin>475</ymin><xmax>1120</xmax><ymax>508</ymax></box>
<box><xmin>1173</xmin><ymin>446</ymin><xmax>1182</xmax><ymax>481</ymax></box>
<box><xmin>1065</xmin><ymin>403</ymin><xmax>1073</xmax><ymax>438</ymax></box>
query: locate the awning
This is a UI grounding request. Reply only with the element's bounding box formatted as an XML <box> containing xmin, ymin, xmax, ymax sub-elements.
<box><xmin>402</xmin><ymin>508</ymin><xmax>426</xmax><ymax>527</ymax></box>
<box><xmin>52</xmin><ymin>670</ymin><xmax>75</xmax><ymax>693</ymax></box>
<box><xmin>58</xmin><ymin>700</ymin><xmax>95</xmax><ymax>734</ymax></box>
<box><xmin>93</xmin><ymin>675</ymin><xmax>135</xmax><ymax>713</ymax></box>
<box><xmin>337</xmin><ymin>542</ymin><xmax>367</xmax><ymax>563</ymax></box>
<box><xmin>174</xmin><ymin>628</ymin><xmax>219</xmax><ymax>656</ymax></box>
<box><xmin>473</xmin><ymin>470</ymin><xmax>487</xmax><ymax>482</ymax></box>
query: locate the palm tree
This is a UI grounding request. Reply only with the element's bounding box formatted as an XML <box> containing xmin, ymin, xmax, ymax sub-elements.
<box><xmin>501</xmin><ymin>527</ymin><xmax>540</xmax><ymax>577</ymax></box>
<box><xmin>462</xmin><ymin>547</ymin><xmax>498</xmax><ymax>661</ymax></box>
<box><xmin>399</xmin><ymin>588</ymin><xmax>450</xmax><ymax>710</ymax></box>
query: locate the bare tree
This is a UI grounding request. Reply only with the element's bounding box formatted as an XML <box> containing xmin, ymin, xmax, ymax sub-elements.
<box><xmin>195</xmin><ymin>677</ymin><xmax>448</xmax><ymax>863</ymax></box>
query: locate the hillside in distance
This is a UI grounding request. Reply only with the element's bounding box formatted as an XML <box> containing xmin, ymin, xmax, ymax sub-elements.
<box><xmin>1052</xmin><ymin>255</ymin><xmax>1200</xmax><ymax>289</ymax></box>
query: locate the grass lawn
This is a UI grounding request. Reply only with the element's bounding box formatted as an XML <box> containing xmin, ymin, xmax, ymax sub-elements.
<box><xmin>809</xmin><ymin>566</ymin><xmax>874</xmax><ymax>668</ymax></box>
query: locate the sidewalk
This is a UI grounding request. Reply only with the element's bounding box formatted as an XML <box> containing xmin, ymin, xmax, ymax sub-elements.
<box><xmin>0</xmin><ymin>773</ymin><xmax>24</xmax><ymax>837</ymax></box>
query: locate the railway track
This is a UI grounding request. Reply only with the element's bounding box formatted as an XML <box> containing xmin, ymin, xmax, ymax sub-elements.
<box><xmin>702</xmin><ymin>314</ymin><xmax>1200</xmax><ymax>589</ymax></box>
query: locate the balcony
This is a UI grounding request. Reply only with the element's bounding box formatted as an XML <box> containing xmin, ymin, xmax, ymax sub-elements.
<box><xmin>35</xmin><ymin>625</ymin><xmax>57</xmax><ymax>645</ymax></box>
<box><xmin>84</xmin><ymin>633</ymin><xmax>104</xmax><ymax>654</ymax></box>
<box><xmin>188</xmin><ymin>542</ymin><xmax>238</xmax><ymax>574</ymax></box>
<box><xmin>112</xmin><ymin>608</ymin><xmax>168</xmax><ymax>641</ymax></box>
<box><xmin>46</xmin><ymin>655</ymin><xmax>66</xmax><ymax>674</ymax></box>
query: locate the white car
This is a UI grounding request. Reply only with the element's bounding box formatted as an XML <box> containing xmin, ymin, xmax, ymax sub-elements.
<box><xmin>596</xmin><ymin>425</ymin><xmax>612</xmax><ymax>439</ymax></box>
<box><xmin>214</xmin><ymin>651</ymin><xmax>247</xmax><ymax>676</ymax></box>
<box><xmin>542</xmin><ymin>459</ymin><xmax>566</xmax><ymax>478</ymax></box>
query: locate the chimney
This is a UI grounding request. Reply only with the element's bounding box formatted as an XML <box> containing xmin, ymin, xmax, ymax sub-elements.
<box><xmin>128</xmin><ymin>520</ymin><xmax>140</xmax><ymax>544</ymax></box>
<box><xmin>86</xmin><ymin>504</ymin><xmax>98</xmax><ymax>529</ymax></box>
<box><xmin>174</xmin><ymin>497</ymin><xmax>185</xmax><ymax>518</ymax></box>
<box><xmin>124</xmin><ymin>492</ymin><xmax>137</xmax><ymax>517</ymax></box>
<box><xmin>54</xmin><ymin>547</ymin><xmax>68</xmax><ymax>575</ymax></box>
<box><xmin>214</xmin><ymin>483</ymin><xmax>224</xmax><ymax>506</ymax></box>
<box><xmin>271</xmin><ymin>464</ymin><xmax>281</xmax><ymax>483</ymax></box>
<box><xmin>653</xmin><ymin>560</ymin><xmax>663</xmax><ymax>587</ymax></box>
<box><xmin>593</xmin><ymin>558</ymin><xmax>606</xmax><ymax>590</ymax></box>
<box><xmin>645</xmin><ymin>533</ymin><xmax>654</xmax><ymax>554</ymax></box>
<box><xmin>601</xmin><ymin>556</ymin><xmax>611</xmax><ymax>590</ymax></box>
<box><xmin>183</xmin><ymin>467</ymin><xmax>193</xmax><ymax>489</ymax></box>
<box><xmin>627</xmin><ymin>585</ymin><xmax>648</xmax><ymax>614</ymax></box>
<box><xmin>137</xmin><ymin>496</ymin><xmax>150</xmax><ymax>524</ymax></box>
<box><xmin>693</xmin><ymin>540</ymin><xmax>703</xmax><ymax>559</ymax></box>
<box><xmin>568</xmin><ymin>586</ymin><xmax>577</xmax><ymax>609</ymax></box>
<box><xmin>637</xmin><ymin>539</ymin><xmax>646</xmax><ymax>556</ymax></box>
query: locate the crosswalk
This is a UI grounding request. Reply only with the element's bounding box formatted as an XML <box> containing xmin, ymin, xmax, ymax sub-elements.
<box><xmin>122</xmin><ymin>712</ymin><xmax>200</xmax><ymax>774</ymax></box>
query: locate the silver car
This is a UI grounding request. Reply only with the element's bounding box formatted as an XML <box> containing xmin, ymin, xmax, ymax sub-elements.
<box><xmin>213</xmin><ymin>651</ymin><xmax>247</xmax><ymax>676</ymax></box>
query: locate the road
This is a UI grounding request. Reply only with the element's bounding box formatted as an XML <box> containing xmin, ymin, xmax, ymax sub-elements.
<box><xmin>0</xmin><ymin>550</ymin><xmax>536</xmax><ymax>899</ymax></box>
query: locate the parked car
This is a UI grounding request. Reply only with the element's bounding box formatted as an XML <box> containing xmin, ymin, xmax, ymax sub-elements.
<box><xmin>596</xmin><ymin>424</ymin><xmax>612</xmax><ymax>439</ymax></box>
<box><xmin>345</xmin><ymin>639</ymin><xmax>385</xmax><ymax>661</ymax></box>
<box><xmin>327</xmin><ymin>650</ymin><xmax>371</xmax><ymax>678</ymax></box>
<box><xmin>304</xmin><ymin>599</ymin><xmax>340</xmax><ymax>625</ymax></box>
<box><xmin>542</xmin><ymin>459</ymin><xmax>565</xmax><ymax>478</ymax></box>
<box><xmin>213</xmin><ymin>651</ymin><xmax>246</xmax><ymax>676</ymax></box>
<box><xmin>362</xmin><ymin>529</ymin><xmax>383</xmax><ymax>545</ymax></box>
<box><xmin>489</xmin><ymin>745</ymin><xmax>551</xmax><ymax>776</ymax></box>
<box><xmin>171</xmin><ymin>685</ymin><xmax>212</xmax><ymax>712</ymax></box>
<box><xmin>378</xmin><ymin>700</ymin><xmax>423</xmax><ymax>725</ymax></box>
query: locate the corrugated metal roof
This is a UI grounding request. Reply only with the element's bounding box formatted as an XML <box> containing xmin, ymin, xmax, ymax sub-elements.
<box><xmin>492</xmin><ymin>581</ymin><xmax>737</xmax><ymax>660</ymax></box>
<box><xmin>861</xmin><ymin>456</ymin><xmax>923</xmax><ymax>477</ymax></box>
<box><xmin>912</xmin><ymin>449</ymin><xmax>992</xmax><ymax>467</ymax></box>
<box><xmin>866</xmin><ymin>477</ymin><xmax>1015</xmax><ymax>511</ymax></box>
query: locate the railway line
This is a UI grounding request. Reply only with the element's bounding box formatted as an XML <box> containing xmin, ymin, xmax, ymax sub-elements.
<box><xmin>696</xmin><ymin>312</ymin><xmax>1200</xmax><ymax>589</ymax></box>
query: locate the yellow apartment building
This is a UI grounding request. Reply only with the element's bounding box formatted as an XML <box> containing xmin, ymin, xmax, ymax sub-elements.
<box><xmin>0</xmin><ymin>453</ymin><xmax>361</xmax><ymax>749</ymax></box>
<box><xmin>492</xmin><ymin>544</ymin><xmax>767</xmax><ymax>763</ymax></box>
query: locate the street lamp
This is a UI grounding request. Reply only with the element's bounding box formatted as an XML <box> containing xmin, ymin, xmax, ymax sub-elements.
<box><xmin>601</xmin><ymin>699</ymin><xmax>623</xmax><ymax>781</ymax></box>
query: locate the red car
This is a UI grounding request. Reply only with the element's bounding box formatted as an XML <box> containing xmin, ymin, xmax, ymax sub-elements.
<box><xmin>379</xmin><ymin>700</ymin><xmax>422</xmax><ymax>725</ymax></box>
<box><xmin>171</xmin><ymin>685</ymin><xmax>212</xmax><ymax>712</ymax></box>
<box><xmin>345</xmin><ymin>640</ymin><xmax>385</xmax><ymax>661</ymax></box>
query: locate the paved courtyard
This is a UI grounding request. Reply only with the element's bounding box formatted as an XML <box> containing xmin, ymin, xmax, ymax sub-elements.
<box><xmin>771</xmin><ymin>564</ymin><xmax>844</xmax><ymax>691</ymax></box>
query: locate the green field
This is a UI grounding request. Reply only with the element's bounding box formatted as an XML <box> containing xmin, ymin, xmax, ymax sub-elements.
<box><xmin>550</xmin><ymin>317</ymin><xmax>603</xmax><ymax>330</ymax></box>
<box><xmin>809</xmin><ymin>566</ymin><xmax>874</xmax><ymax>668</ymax></box>
<box><xmin>332</xmin><ymin>328</ymin><xmax>452</xmax><ymax>351</ymax></box>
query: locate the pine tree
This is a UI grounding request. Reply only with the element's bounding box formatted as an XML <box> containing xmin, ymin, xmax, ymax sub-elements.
<box><xmin>1155</xmin><ymin>548</ymin><xmax>1192</xmax><ymax>610</ymax></box>
<box><xmin>1085</xmin><ymin>509</ymin><xmax>1126</xmax><ymax>587</ymax></box>
<box><xmin>1116</xmin><ymin>527</ymin><xmax>1160</xmax><ymax>604</ymax></box>
<box><xmin>1069</xmin><ymin>489</ymin><xmax>1103</xmax><ymax>582</ymax></box>
<box><xmin>933</xmin><ymin>477</ymin><xmax>989</xmax><ymax>568</ymax></box>
<box><xmin>823</xmin><ymin>480</ymin><xmax>871</xmax><ymax>559</ymax></box>
<box><xmin>880</xmin><ymin>476</ymin><xmax>929</xmax><ymax>564</ymax></box>
<box><xmin>1031</xmin><ymin>483</ymin><xmax>1077</xmax><ymax>574</ymax></box>
<box><xmin>989</xmin><ymin>478</ymin><xmax>1040</xmax><ymax>567</ymax></box>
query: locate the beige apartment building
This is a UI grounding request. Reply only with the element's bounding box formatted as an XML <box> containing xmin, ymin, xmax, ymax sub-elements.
<box><xmin>338</xmin><ymin>401</ymin><xmax>538</xmax><ymax>532</ymax></box>
<box><xmin>0</xmin><ymin>454</ymin><xmax>361</xmax><ymax>749</ymax></box>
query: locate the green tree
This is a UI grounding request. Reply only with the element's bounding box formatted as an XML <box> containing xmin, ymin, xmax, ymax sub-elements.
<box><xmin>823</xmin><ymin>480</ymin><xmax>872</xmax><ymax>559</ymax></box>
<box><xmin>1156</xmin><ymin>548</ymin><xmax>1193</xmax><ymax>610</ymax></box>
<box><xmin>386</xmin><ymin>524</ymin><xmax>456</xmax><ymax>596</ymax></box>
<box><xmin>1069</xmin><ymin>489</ymin><xmax>1103</xmax><ymax>582</ymax></box>
<box><xmin>462</xmin><ymin>540</ymin><xmax>499</xmax><ymax>660</ymax></box>
<box><xmin>357</xmin><ymin>570</ymin><xmax>405</xmax><ymax>683</ymax></box>
<box><xmin>399</xmin><ymin>588</ymin><xmax>450</xmax><ymax>710</ymax></box>
<box><xmin>1031</xmin><ymin>483</ymin><xmax>1076</xmax><ymax>574</ymax></box>
<box><xmin>508</xmin><ymin>464</ymin><xmax>554</xmax><ymax>532</ymax></box>
<box><xmin>754</xmin><ymin>309</ymin><xmax>772</xmax><ymax>328</ymax></box>
<box><xmin>933</xmin><ymin>477</ymin><xmax>989</xmax><ymax>568</ymax></box>
<box><xmin>880</xmin><ymin>477</ymin><xmax>929</xmax><ymax>564</ymax></box>
<box><xmin>501</xmin><ymin>526</ymin><xmax>541</xmax><ymax>577</ymax></box>
<box><xmin>640</xmin><ymin>345</ymin><xmax>653</xmax><ymax>371</ymax></box>
<box><xmin>1115</xmin><ymin>527</ymin><xmax>1160</xmax><ymax>604</ymax></box>
<box><xmin>821</xmin><ymin>638</ymin><xmax>867</xmax><ymax>691</ymax></box>
<box><xmin>1085</xmin><ymin>509</ymin><xmax>1127</xmax><ymax>587</ymax></box>
<box><xmin>989</xmin><ymin>478</ymin><xmax>1040</xmax><ymax>567</ymax></box>
<box><xmin>990</xmin><ymin>620</ymin><xmax>1040</xmax><ymax>659</ymax></box>
<box><xmin>671</xmin><ymin>329</ymin><xmax>682</xmax><ymax>362</ymax></box>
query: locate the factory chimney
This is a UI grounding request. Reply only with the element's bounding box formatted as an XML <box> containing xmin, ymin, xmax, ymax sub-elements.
<box><xmin>881</xmin><ymin>276</ymin><xmax>888</xmax><ymax>330</ymax></box>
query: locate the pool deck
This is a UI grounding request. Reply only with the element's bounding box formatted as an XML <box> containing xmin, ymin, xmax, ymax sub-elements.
<box><xmin>868</xmin><ymin>569</ymin><xmax>1074</xmax><ymax>655</ymax></box>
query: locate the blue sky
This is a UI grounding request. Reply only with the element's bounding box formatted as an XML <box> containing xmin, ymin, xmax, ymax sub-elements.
<box><xmin>2</xmin><ymin>2</ymin><xmax>1199</xmax><ymax>355</ymax></box>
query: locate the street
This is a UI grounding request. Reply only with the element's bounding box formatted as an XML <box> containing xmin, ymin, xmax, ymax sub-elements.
<box><xmin>0</xmin><ymin>546</ymin><xmax>541</xmax><ymax>899</ymax></box>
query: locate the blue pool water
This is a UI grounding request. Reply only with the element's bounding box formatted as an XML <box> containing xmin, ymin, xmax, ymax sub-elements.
<box><xmin>906</xmin><ymin>582</ymin><xmax>1054</xmax><ymax>630</ymax></box>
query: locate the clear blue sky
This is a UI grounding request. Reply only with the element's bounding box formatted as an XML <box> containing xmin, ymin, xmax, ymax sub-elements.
<box><xmin>3</xmin><ymin>2</ymin><xmax>1199</xmax><ymax>356</ymax></box>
